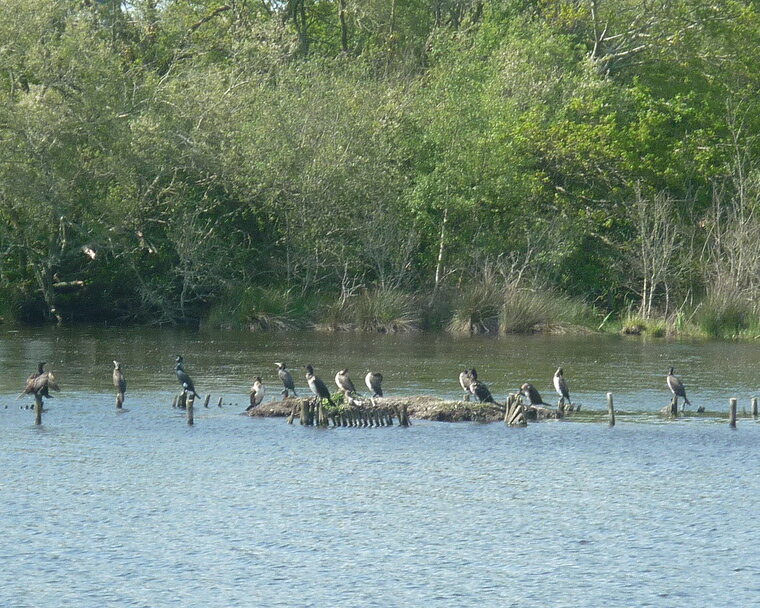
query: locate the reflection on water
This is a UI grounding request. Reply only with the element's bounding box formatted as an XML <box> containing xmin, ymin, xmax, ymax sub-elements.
<box><xmin>2</xmin><ymin>327</ymin><xmax>760</xmax><ymax>607</ymax></box>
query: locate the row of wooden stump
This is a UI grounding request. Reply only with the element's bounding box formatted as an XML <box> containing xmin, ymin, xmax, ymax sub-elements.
<box><xmin>172</xmin><ymin>392</ymin><xmax>223</xmax><ymax>425</ymax></box>
<box><xmin>287</xmin><ymin>398</ymin><xmax>411</xmax><ymax>428</ymax></box>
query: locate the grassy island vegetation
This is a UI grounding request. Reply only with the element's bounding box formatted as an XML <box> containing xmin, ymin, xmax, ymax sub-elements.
<box><xmin>2</xmin><ymin>1</ymin><xmax>760</xmax><ymax>339</ymax></box>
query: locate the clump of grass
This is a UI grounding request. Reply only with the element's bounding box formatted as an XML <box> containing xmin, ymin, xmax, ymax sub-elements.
<box><xmin>620</xmin><ymin>312</ymin><xmax>668</xmax><ymax>336</ymax></box>
<box><xmin>447</xmin><ymin>282</ymin><xmax>502</xmax><ymax>335</ymax></box>
<box><xmin>206</xmin><ymin>287</ymin><xmax>303</xmax><ymax>330</ymax></box>
<box><xmin>352</xmin><ymin>287</ymin><xmax>420</xmax><ymax>333</ymax></box>
<box><xmin>499</xmin><ymin>288</ymin><xmax>551</xmax><ymax>333</ymax></box>
<box><xmin>314</xmin><ymin>297</ymin><xmax>355</xmax><ymax>332</ymax></box>
<box><xmin>500</xmin><ymin>288</ymin><xmax>595</xmax><ymax>334</ymax></box>
<box><xmin>695</xmin><ymin>288</ymin><xmax>754</xmax><ymax>338</ymax></box>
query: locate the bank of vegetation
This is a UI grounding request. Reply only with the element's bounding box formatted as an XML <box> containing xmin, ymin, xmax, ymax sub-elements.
<box><xmin>2</xmin><ymin>1</ymin><xmax>760</xmax><ymax>339</ymax></box>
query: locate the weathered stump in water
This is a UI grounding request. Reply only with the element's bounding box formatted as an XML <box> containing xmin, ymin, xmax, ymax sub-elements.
<box><xmin>203</xmin><ymin>394</ymin><xmax>211</xmax><ymax>408</ymax></box>
<box><xmin>34</xmin><ymin>393</ymin><xmax>43</xmax><ymax>426</ymax></box>
<box><xmin>729</xmin><ymin>397</ymin><xmax>737</xmax><ymax>429</ymax></box>
<box><xmin>752</xmin><ymin>397</ymin><xmax>758</xmax><ymax>418</ymax></box>
<box><xmin>116</xmin><ymin>391</ymin><xmax>124</xmax><ymax>409</ymax></box>
<box><xmin>187</xmin><ymin>393</ymin><xmax>195</xmax><ymax>426</ymax></box>
<box><xmin>505</xmin><ymin>393</ymin><xmax>527</xmax><ymax>427</ymax></box>
<box><xmin>607</xmin><ymin>392</ymin><xmax>615</xmax><ymax>427</ymax></box>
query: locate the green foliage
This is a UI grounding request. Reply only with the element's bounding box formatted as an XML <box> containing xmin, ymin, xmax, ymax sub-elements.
<box><xmin>2</xmin><ymin>0</ymin><xmax>760</xmax><ymax>338</ymax></box>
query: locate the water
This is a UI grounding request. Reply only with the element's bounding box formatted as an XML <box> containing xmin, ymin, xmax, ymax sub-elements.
<box><xmin>2</xmin><ymin>327</ymin><xmax>760</xmax><ymax>607</ymax></box>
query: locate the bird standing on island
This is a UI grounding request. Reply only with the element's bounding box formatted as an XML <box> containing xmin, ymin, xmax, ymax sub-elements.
<box><xmin>275</xmin><ymin>362</ymin><xmax>297</xmax><ymax>397</ymax></box>
<box><xmin>459</xmin><ymin>369</ymin><xmax>473</xmax><ymax>401</ymax></box>
<box><xmin>553</xmin><ymin>367</ymin><xmax>571</xmax><ymax>407</ymax></box>
<box><xmin>21</xmin><ymin>361</ymin><xmax>60</xmax><ymax>399</ymax></box>
<box><xmin>335</xmin><ymin>369</ymin><xmax>357</xmax><ymax>396</ymax></box>
<box><xmin>113</xmin><ymin>361</ymin><xmax>127</xmax><ymax>403</ymax></box>
<box><xmin>175</xmin><ymin>355</ymin><xmax>200</xmax><ymax>399</ymax></box>
<box><xmin>247</xmin><ymin>376</ymin><xmax>265</xmax><ymax>411</ymax></box>
<box><xmin>468</xmin><ymin>368</ymin><xmax>495</xmax><ymax>403</ymax></box>
<box><xmin>666</xmin><ymin>367</ymin><xmax>691</xmax><ymax>411</ymax></box>
<box><xmin>520</xmin><ymin>382</ymin><xmax>550</xmax><ymax>406</ymax></box>
<box><xmin>365</xmin><ymin>371</ymin><xmax>383</xmax><ymax>398</ymax></box>
<box><xmin>305</xmin><ymin>364</ymin><xmax>336</xmax><ymax>407</ymax></box>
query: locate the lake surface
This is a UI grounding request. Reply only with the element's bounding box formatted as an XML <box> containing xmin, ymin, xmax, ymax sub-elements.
<box><xmin>2</xmin><ymin>327</ymin><xmax>760</xmax><ymax>607</ymax></box>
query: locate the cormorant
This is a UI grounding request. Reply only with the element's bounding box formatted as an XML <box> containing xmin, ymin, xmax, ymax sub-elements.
<box><xmin>22</xmin><ymin>361</ymin><xmax>60</xmax><ymax>399</ymax></box>
<box><xmin>468</xmin><ymin>368</ymin><xmax>495</xmax><ymax>403</ymax></box>
<box><xmin>553</xmin><ymin>367</ymin><xmax>571</xmax><ymax>406</ymax></box>
<box><xmin>365</xmin><ymin>371</ymin><xmax>383</xmax><ymax>398</ymax></box>
<box><xmin>113</xmin><ymin>361</ymin><xmax>127</xmax><ymax>395</ymax></box>
<box><xmin>459</xmin><ymin>369</ymin><xmax>473</xmax><ymax>401</ymax></box>
<box><xmin>666</xmin><ymin>367</ymin><xmax>691</xmax><ymax>411</ymax></box>
<box><xmin>520</xmin><ymin>382</ymin><xmax>550</xmax><ymax>406</ymax></box>
<box><xmin>247</xmin><ymin>376</ymin><xmax>265</xmax><ymax>411</ymax></box>
<box><xmin>275</xmin><ymin>362</ymin><xmax>297</xmax><ymax>397</ymax></box>
<box><xmin>305</xmin><ymin>364</ymin><xmax>336</xmax><ymax>407</ymax></box>
<box><xmin>175</xmin><ymin>355</ymin><xmax>200</xmax><ymax>399</ymax></box>
<box><xmin>335</xmin><ymin>368</ymin><xmax>357</xmax><ymax>395</ymax></box>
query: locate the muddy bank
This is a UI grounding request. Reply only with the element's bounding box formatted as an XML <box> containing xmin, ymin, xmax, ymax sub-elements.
<box><xmin>246</xmin><ymin>395</ymin><xmax>562</xmax><ymax>423</ymax></box>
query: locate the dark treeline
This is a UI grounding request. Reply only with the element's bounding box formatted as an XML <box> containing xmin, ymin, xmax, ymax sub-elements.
<box><xmin>2</xmin><ymin>0</ymin><xmax>760</xmax><ymax>336</ymax></box>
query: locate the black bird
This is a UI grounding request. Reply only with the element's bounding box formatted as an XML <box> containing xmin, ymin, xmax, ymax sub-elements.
<box><xmin>305</xmin><ymin>364</ymin><xmax>336</xmax><ymax>407</ymax></box>
<box><xmin>468</xmin><ymin>368</ymin><xmax>495</xmax><ymax>403</ymax></box>
<box><xmin>275</xmin><ymin>362</ymin><xmax>297</xmax><ymax>397</ymax></box>
<box><xmin>175</xmin><ymin>355</ymin><xmax>200</xmax><ymax>399</ymax></box>
<box><xmin>21</xmin><ymin>361</ymin><xmax>60</xmax><ymax>399</ymax></box>
<box><xmin>520</xmin><ymin>382</ymin><xmax>550</xmax><ymax>406</ymax></box>
<box><xmin>459</xmin><ymin>369</ymin><xmax>473</xmax><ymax>401</ymax></box>
<box><xmin>113</xmin><ymin>361</ymin><xmax>127</xmax><ymax>395</ymax></box>
<box><xmin>335</xmin><ymin>369</ymin><xmax>357</xmax><ymax>395</ymax></box>
<box><xmin>365</xmin><ymin>371</ymin><xmax>383</xmax><ymax>398</ymax></box>
<box><xmin>553</xmin><ymin>367</ymin><xmax>571</xmax><ymax>406</ymax></box>
<box><xmin>666</xmin><ymin>367</ymin><xmax>691</xmax><ymax>411</ymax></box>
<box><xmin>247</xmin><ymin>376</ymin><xmax>265</xmax><ymax>411</ymax></box>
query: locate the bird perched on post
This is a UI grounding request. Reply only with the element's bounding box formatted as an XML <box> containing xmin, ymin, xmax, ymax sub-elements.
<box><xmin>468</xmin><ymin>368</ymin><xmax>495</xmax><ymax>403</ymax></box>
<box><xmin>247</xmin><ymin>377</ymin><xmax>265</xmax><ymax>411</ymax></box>
<box><xmin>113</xmin><ymin>360</ymin><xmax>127</xmax><ymax>403</ymax></box>
<box><xmin>365</xmin><ymin>371</ymin><xmax>383</xmax><ymax>398</ymax></box>
<box><xmin>335</xmin><ymin>369</ymin><xmax>357</xmax><ymax>396</ymax></box>
<box><xmin>175</xmin><ymin>355</ymin><xmax>200</xmax><ymax>399</ymax></box>
<box><xmin>275</xmin><ymin>362</ymin><xmax>297</xmax><ymax>398</ymax></box>
<box><xmin>21</xmin><ymin>361</ymin><xmax>60</xmax><ymax>399</ymax></box>
<box><xmin>520</xmin><ymin>382</ymin><xmax>550</xmax><ymax>406</ymax></box>
<box><xmin>553</xmin><ymin>367</ymin><xmax>571</xmax><ymax>407</ymax></box>
<box><xmin>459</xmin><ymin>369</ymin><xmax>473</xmax><ymax>401</ymax></box>
<box><xmin>305</xmin><ymin>364</ymin><xmax>336</xmax><ymax>407</ymax></box>
<box><xmin>666</xmin><ymin>367</ymin><xmax>691</xmax><ymax>411</ymax></box>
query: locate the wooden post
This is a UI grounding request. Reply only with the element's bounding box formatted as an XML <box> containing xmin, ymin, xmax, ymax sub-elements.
<box><xmin>178</xmin><ymin>392</ymin><xmax>187</xmax><ymax>409</ymax></box>
<box><xmin>217</xmin><ymin>397</ymin><xmax>223</xmax><ymax>408</ymax></box>
<box><xmin>116</xmin><ymin>391</ymin><xmax>124</xmax><ymax>409</ymax></box>
<box><xmin>607</xmin><ymin>392</ymin><xmax>615</xmax><ymax>427</ymax></box>
<box><xmin>400</xmin><ymin>403</ymin><xmax>409</xmax><ymax>427</ymax></box>
<box><xmin>187</xmin><ymin>393</ymin><xmax>195</xmax><ymax>426</ymax></box>
<box><xmin>203</xmin><ymin>394</ymin><xmax>211</xmax><ymax>408</ymax></box>
<box><xmin>287</xmin><ymin>401</ymin><xmax>298</xmax><ymax>424</ymax></box>
<box><xmin>729</xmin><ymin>397</ymin><xmax>737</xmax><ymax>429</ymax></box>
<box><xmin>34</xmin><ymin>394</ymin><xmax>43</xmax><ymax>426</ymax></box>
<box><xmin>669</xmin><ymin>395</ymin><xmax>677</xmax><ymax>417</ymax></box>
<box><xmin>752</xmin><ymin>397</ymin><xmax>758</xmax><ymax>417</ymax></box>
<box><xmin>172</xmin><ymin>395</ymin><xmax>178</xmax><ymax>408</ymax></box>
